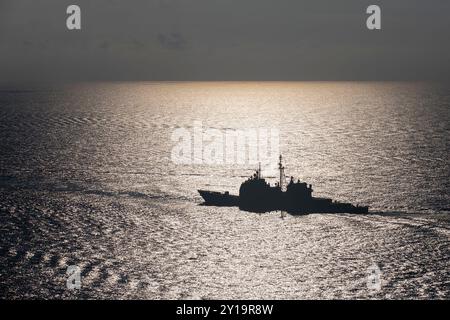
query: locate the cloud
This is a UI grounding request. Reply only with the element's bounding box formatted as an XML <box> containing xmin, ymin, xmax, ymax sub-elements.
<box><xmin>157</xmin><ymin>33</ymin><xmax>186</xmax><ymax>50</ymax></box>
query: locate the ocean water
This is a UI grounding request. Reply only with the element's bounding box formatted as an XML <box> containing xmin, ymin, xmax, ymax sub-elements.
<box><xmin>0</xmin><ymin>82</ymin><xmax>449</xmax><ymax>299</ymax></box>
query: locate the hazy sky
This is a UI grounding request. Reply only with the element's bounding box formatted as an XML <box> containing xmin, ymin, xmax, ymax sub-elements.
<box><xmin>1</xmin><ymin>0</ymin><xmax>450</xmax><ymax>84</ymax></box>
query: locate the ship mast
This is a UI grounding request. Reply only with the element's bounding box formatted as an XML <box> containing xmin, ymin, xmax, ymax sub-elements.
<box><xmin>278</xmin><ymin>155</ymin><xmax>286</xmax><ymax>191</ymax></box>
<box><xmin>258</xmin><ymin>162</ymin><xmax>261</xmax><ymax>179</ymax></box>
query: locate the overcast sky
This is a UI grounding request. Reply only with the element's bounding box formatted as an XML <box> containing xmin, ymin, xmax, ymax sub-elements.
<box><xmin>1</xmin><ymin>0</ymin><xmax>449</xmax><ymax>84</ymax></box>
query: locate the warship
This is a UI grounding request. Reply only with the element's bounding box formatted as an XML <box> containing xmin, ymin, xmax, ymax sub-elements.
<box><xmin>198</xmin><ymin>155</ymin><xmax>369</xmax><ymax>214</ymax></box>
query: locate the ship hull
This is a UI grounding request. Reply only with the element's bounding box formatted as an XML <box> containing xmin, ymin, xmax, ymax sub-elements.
<box><xmin>198</xmin><ymin>190</ymin><xmax>239</xmax><ymax>207</ymax></box>
<box><xmin>198</xmin><ymin>190</ymin><xmax>368</xmax><ymax>214</ymax></box>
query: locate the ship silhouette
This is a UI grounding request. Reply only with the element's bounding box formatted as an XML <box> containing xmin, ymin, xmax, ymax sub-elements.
<box><xmin>198</xmin><ymin>155</ymin><xmax>369</xmax><ymax>214</ymax></box>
